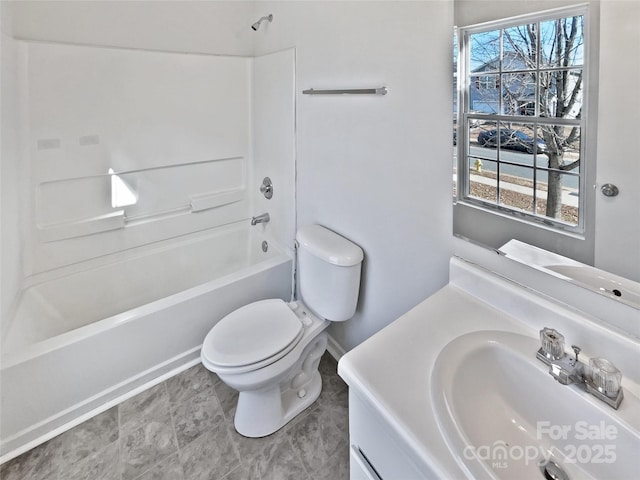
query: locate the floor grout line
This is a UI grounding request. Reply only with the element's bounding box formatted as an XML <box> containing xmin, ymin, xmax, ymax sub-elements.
<box><xmin>162</xmin><ymin>380</ymin><xmax>184</xmax><ymax>479</ymax></box>
<box><xmin>117</xmin><ymin>404</ymin><xmax>123</xmax><ymax>480</ymax></box>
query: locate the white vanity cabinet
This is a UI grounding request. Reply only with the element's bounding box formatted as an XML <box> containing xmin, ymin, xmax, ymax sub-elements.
<box><xmin>347</xmin><ymin>391</ymin><xmax>436</xmax><ymax>480</ymax></box>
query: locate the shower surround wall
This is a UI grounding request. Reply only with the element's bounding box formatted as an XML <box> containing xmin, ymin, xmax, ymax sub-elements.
<box><xmin>0</xmin><ymin>30</ymin><xmax>25</xmax><ymax>330</ymax></box>
<box><xmin>22</xmin><ymin>41</ymin><xmax>252</xmax><ymax>274</ymax></box>
<box><xmin>0</xmin><ymin>37</ymin><xmax>296</xmax><ymax>459</ymax></box>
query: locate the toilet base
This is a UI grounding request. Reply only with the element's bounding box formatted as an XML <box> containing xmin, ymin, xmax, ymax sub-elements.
<box><xmin>233</xmin><ymin>333</ymin><xmax>327</xmax><ymax>437</ymax></box>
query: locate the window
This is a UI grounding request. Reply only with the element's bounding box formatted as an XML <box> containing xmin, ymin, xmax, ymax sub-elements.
<box><xmin>455</xmin><ymin>7</ymin><xmax>587</xmax><ymax>233</ymax></box>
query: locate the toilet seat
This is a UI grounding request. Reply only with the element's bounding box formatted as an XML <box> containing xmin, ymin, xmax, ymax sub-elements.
<box><xmin>202</xmin><ymin>299</ymin><xmax>304</xmax><ymax>374</ymax></box>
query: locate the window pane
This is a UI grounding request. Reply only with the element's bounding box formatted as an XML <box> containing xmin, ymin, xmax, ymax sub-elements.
<box><xmin>535</xmin><ymin>123</ymin><xmax>580</xmax><ymax>224</ymax></box>
<box><xmin>469</xmin><ymin>75</ymin><xmax>501</xmax><ymax>114</ymax></box>
<box><xmin>499</xmin><ymin>165</ymin><xmax>535</xmax><ymax>214</ymax></box>
<box><xmin>479</xmin><ymin>122</ymin><xmax>543</xmax><ymax>157</ymax></box>
<box><xmin>493</xmin><ymin>122</ymin><xmax>541</xmax><ymax>166</ymax></box>
<box><xmin>536</xmin><ymin>125</ymin><xmax>580</xmax><ymax>171</ymax></box>
<box><xmin>502</xmin><ymin>24</ymin><xmax>537</xmax><ymax>71</ymax></box>
<box><xmin>535</xmin><ymin>173</ymin><xmax>579</xmax><ymax>225</ymax></box>
<box><xmin>474</xmin><ymin>122</ymin><xmax>499</xmax><ymax>161</ymax></box>
<box><xmin>540</xmin><ymin>16</ymin><xmax>584</xmax><ymax>68</ymax></box>
<box><xmin>539</xmin><ymin>69</ymin><xmax>583</xmax><ymax>119</ymax></box>
<box><xmin>476</xmin><ymin>124</ymin><xmax>498</xmax><ymax>160</ymax></box>
<box><xmin>468</xmin><ymin>159</ymin><xmax>497</xmax><ymax>203</ymax></box>
<box><xmin>470</xmin><ymin>30</ymin><xmax>500</xmax><ymax>73</ymax></box>
<box><xmin>453</xmin><ymin>30</ymin><xmax>458</xmax><ymax>118</ymax></box>
<box><xmin>453</xmin><ymin>112</ymin><xmax>457</xmax><ymax>197</ymax></box>
<box><xmin>502</xmin><ymin>73</ymin><xmax>536</xmax><ymax>116</ymax></box>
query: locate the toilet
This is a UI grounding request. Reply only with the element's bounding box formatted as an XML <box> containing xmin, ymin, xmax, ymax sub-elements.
<box><xmin>201</xmin><ymin>224</ymin><xmax>364</xmax><ymax>437</ymax></box>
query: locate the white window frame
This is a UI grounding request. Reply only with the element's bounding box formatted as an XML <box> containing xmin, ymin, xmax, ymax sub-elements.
<box><xmin>455</xmin><ymin>4</ymin><xmax>591</xmax><ymax>236</ymax></box>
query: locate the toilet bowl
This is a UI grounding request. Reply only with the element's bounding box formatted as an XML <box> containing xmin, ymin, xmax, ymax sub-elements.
<box><xmin>201</xmin><ymin>225</ymin><xmax>363</xmax><ymax>437</ymax></box>
<box><xmin>202</xmin><ymin>299</ymin><xmax>329</xmax><ymax>437</ymax></box>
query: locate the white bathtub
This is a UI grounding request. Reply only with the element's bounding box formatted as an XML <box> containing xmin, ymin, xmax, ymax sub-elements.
<box><xmin>0</xmin><ymin>224</ymin><xmax>293</xmax><ymax>461</ymax></box>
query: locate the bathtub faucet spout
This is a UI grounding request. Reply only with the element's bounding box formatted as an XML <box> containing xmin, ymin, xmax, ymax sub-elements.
<box><xmin>251</xmin><ymin>213</ymin><xmax>270</xmax><ymax>225</ymax></box>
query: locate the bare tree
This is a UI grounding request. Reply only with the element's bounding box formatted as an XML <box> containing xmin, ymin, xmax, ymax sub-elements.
<box><xmin>506</xmin><ymin>17</ymin><xmax>583</xmax><ymax>219</ymax></box>
<box><xmin>537</xmin><ymin>17</ymin><xmax>583</xmax><ymax>218</ymax></box>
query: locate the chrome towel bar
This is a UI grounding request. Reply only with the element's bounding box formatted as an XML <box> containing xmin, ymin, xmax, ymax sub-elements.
<box><xmin>302</xmin><ymin>87</ymin><xmax>387</xmax><ymax>95</ymax></box>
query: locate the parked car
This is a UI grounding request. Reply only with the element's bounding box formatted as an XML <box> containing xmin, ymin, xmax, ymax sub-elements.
<box><xmin>477</xmin><ymin>128</ymin><xmax>547</xmax><ymax>154</ymax></box>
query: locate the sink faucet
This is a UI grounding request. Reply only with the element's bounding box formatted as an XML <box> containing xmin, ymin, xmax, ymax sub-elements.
<box><xmin>251</xmin><ymin>213</ymin><xmax>270</xmax><ymax>225</ymax></box>
<box><xmin>536</xmin><ymin>327</ymin><xmax>624</xmax><ymax>409</ymax></box>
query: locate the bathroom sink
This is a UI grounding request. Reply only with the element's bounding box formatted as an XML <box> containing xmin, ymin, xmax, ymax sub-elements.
<box><xmin>500</xmin><ymin>239</ymin><xmax>640</xmax><ymax>310</ymax></box>
<box><xmin>431</xmin><ymin>330</ymin><xmax>640</xmax><ymax>480</ymax></box>
<box><xmin>545</xmin><ymin>264</ymin><xmax>640</xmax><ymax>308</ymax></box>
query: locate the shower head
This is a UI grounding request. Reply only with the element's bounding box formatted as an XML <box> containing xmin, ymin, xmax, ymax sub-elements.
<box><xmin>251</xmin><ymin>14</ymin><xmax>273</xmax><ymax>31</ymax></box>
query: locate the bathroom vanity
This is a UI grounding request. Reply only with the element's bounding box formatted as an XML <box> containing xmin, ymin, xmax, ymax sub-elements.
<box><xmin>338</xmin><ymin>257</ymin><xmax>640</xmax><ymax>479</ymax></box>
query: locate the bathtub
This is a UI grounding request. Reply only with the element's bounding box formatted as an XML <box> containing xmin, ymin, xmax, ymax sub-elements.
<box><xmin>0</xmin><ymin>223</ymin><xmax>293</xmax><ymax>461</ymax></box>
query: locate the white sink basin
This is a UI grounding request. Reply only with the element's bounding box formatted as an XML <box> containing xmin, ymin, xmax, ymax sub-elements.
<box><xmin>545</xmin><ymin>264</ymin><xmax>640</xmax><ymax>308</ymax></box>
<box><xmin>500</xmin><ymin>239</ymin><xmax>640</xmax><ymax>310</ymax></box>
<box><xmin>431</xmin><ymin>330</ymin><xmax>640</xmax><ymax>480</ymax></box>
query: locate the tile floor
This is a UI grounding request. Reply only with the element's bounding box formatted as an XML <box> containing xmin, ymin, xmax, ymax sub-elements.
<box><xmin>0</xmin><ymin>353</ymin><xmax>350</xmax><ymax>480</ymax></box>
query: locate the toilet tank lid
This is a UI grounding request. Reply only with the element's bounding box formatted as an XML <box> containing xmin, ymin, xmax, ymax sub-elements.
<box><xmin>296</xmin><ymin>225</ymin><xmax>364</xmax><ymax>266</ymax></box>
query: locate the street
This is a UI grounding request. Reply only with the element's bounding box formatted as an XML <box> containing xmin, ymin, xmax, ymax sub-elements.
<box><xmin>468</xmin><ymin>145</ymin><xmax>580</xmax><ymax>191</ymax></box>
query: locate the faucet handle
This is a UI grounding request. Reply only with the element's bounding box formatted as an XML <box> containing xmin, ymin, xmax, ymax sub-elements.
<box><xmin>590</xmin><ymin>358</ymin><xmax>622</xmax><ymax>398</ymax></box>
<box><xmin>540</xmin><ymin>327</ymin><xmax>565</xmax><ymax>360</ymax></box>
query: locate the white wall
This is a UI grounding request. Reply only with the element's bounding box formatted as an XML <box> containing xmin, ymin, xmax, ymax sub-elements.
<box><xmin>252</xmin><ymin>48</ymin><xmax>296</xmax><ymax>254</ymax></box>
<box><xmin>455</xmin><ymin>0</ymin><xmax>585</xmax><ymax>26</ymax></box>
<box><xmin>0</xmin><ymin>28</ymin><xmax>26</xmax><ymax>331</ymax></box>
<box><xmin>252</xmin><ymin>1</ymin><xmax>455</xmax><ymax>351</ymax></box>
<box><xmin>0</xmin><ymin>0</ymin><xmax>11</xmax><ymax>35</ymax></box>
<box><xmin>594</xmin><ymin>0</ymin><xmax>640</xmax><ymax>282</ymax></box>
<box><xmin>7</xmin><ymin>0</ymin><xmax>255</xmax><ymax>56</ymax></box>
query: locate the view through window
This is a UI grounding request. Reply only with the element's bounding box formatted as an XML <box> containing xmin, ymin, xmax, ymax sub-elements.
<box><xmin>455</xmin><ymin>8</ymin><xmax>586</xmax><ymax>231</ymax></box>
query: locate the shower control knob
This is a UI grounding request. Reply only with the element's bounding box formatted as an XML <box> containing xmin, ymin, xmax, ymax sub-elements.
<box><xmin>260</xmin><ymin>177</ymin><xmax>274</xmax><ymax>199</ymax></box>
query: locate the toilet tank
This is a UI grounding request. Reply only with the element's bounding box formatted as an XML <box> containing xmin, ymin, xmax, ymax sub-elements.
<box><xmin>296</xmin><ymin>225</ymin><xmax>364</xmax><ymax>321</ymax></box>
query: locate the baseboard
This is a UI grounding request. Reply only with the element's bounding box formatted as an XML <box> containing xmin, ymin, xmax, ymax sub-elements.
<box><xmin>0</xmin><ymin>347</ymin><xmax>201</xmax><ymax>464</ymax></box>
<box><xmin>326</xmin><ymin>333</ymin><xmax>346</xmax><ymax>362</ymax></box>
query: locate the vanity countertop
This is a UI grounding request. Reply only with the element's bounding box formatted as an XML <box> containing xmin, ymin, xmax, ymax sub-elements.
<box><xmin>338</xmin><ymin>257</ymin><xmax>640</xmax><ymax>479</ymax></box>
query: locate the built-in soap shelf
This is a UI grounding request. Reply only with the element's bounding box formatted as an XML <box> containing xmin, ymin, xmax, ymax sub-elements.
<box><xmin>40</xmin><ymin>211</ymin><xmax>126</xmax><ymax>243</ymax></box>
<box><xmin>37</xmin><ymin>156</ymin><xmax>247</xmax><ymax>242</ymax></box>
<box><xmin>190</xmin><ymin>188</ymin><xmax>245</xmax><ymax>213</ymax></box>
